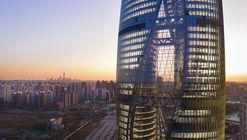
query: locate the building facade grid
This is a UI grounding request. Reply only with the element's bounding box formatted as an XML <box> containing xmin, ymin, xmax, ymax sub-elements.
<box><xmin>116</xmin><ymin>0</ymin><xmax>225</xmax><ymax>139</ymax></box>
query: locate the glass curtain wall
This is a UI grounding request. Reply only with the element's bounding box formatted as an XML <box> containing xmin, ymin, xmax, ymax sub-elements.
<box><xmin>116</xmin><ymin>0</ymin><xmax>225</xmax><ymax>139</ymax></box>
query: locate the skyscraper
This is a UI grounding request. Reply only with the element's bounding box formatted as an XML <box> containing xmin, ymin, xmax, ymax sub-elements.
<box><xmin>116</xmin><ymin>0</ymin><xmax>225</xmax><ymax>139</ymax></box>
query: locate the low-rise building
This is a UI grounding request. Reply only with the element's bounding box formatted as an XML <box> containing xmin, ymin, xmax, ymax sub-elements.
<box><xmin>47</xmin><ymin>117</ymin><xmax>64</xmax><ymax>130</ymax></box>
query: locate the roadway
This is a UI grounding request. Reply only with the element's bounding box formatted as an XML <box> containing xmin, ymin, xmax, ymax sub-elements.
<box><xmin>64</xmin><ymin>119</ymin><xmax>93</xmax><ymax>140</ymax></box>
<box><xmin>85</xmin><ymin>111</ymin><xmax>116</xmax><ymax>140</ymax></box>
<box><xmin>225</xmin><ymin>119</ymin><xmax>240</xmax><ymax>126</ymax></box>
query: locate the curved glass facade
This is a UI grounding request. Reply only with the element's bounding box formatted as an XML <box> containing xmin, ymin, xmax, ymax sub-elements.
<box><xmin>116</xmin><ymin>0</ymin><xmax>225</xmax><ymax>139</ymax></box>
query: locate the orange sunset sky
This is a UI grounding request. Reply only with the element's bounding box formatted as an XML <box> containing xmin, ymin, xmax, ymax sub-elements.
<box><xmin>0</xmin><ymin>0</ymin><xmax>246</xmax><ymax>82</ymax></box>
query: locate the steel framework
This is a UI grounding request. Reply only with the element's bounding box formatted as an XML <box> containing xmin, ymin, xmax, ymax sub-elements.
<box><xmin>126</xmin><ymin>1</ymin><xmax>185</xmax><ymax>139</ymax></box>
<box><xmin>116</xmin><ymin>0</ymin><xmax>225</xmax><ymax>139</ymax></box>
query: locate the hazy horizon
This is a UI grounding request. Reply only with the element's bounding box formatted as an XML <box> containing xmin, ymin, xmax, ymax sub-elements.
<box><xmin>0</xmin><ymin>0</ymin><xmax>246</xmax><ymax>81</ymax></box>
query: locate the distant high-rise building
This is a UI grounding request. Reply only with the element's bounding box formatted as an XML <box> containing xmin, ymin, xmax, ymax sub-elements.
<box><xmin>12</xmin><ymin>92</ymin><xmax>27</xmax><ymax>107</ymax></box>
<box><xmin>241</xmin><ymin>99</ymin><xmax>247</xmax><ymax>140</ymax></box>
<box><xmin>116</xmin><ymin>0</ymin><xmax>225</xmax><ymax>139</ymax></box>
<box><xmin>95</xmin><ymin>88</ymin><xmax>107</xmax><ymax>101</ymax></box>
<box><xmin>85</xmin><ymin>85</ymin><xmax>93</xmax><ymax>100</ymax></box>
<box><xmin>46</xmin><ymin>91</ymin><xmax>54</xmax><ymax>104</ymax></box>
<box><xmin>40</xmin><ymin>91</ymin><xmax>47</xmax><ymax>108</ymax></box>
<box><xmin>0</xmin><ymin>84</ymin><xmax>12</xmax><ymax>102</ymax></box>
<box><xmin>57</xmin><ymin>91</ymin><xmax>78</xmax><ymax>109</ymax></box>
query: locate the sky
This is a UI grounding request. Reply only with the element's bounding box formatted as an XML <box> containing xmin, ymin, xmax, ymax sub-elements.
<box><xmin>0</xmin><ymin>0</ymin><xmax>246</xmax><ymax>81</ymax></box>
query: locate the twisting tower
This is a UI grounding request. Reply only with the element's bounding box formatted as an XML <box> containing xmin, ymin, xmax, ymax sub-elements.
<box><xmin>116</xmin><ymin>0</ymin><xmax>225</xmax><ymax>139</ymax></box>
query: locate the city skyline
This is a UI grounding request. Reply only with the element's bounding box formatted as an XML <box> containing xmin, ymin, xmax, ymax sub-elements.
<box><xmin>0</xmin><ymin>0</ymin><xmax>246</xmax><ymax>81</ymax></box>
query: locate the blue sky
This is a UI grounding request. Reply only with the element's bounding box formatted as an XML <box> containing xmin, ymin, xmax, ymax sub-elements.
<box><xmin>0</xmin><ymin>0</ymin><xmax>246</xmax><ymax>81</ymax></box>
